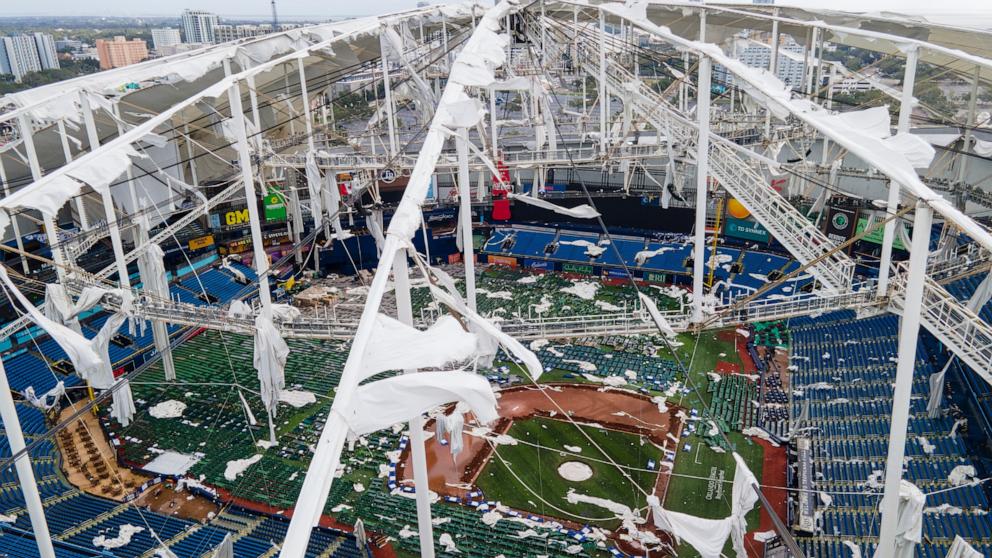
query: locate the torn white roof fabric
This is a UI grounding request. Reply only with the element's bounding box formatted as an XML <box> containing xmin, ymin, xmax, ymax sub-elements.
<box><xmin>648</xmin><ymin>452</ymin><xmax>759</xmax><ymax>558</ymax></box>
<box><xmin>945</xmin><ymin>536</ymin><xmax>983</xmax><ymax>558</ymax></box>
<box><xmin>638</xmin><ymin>293</ymin><xmax>678</xmax><ymax>338</ymax></box>
<box><xmin>110</xmin><ymin>379</ymin><xmax>136</xmax><ymax>427</ymax></box>
<box><xmin>872</xmin><ymin>481</ymin><xmax>925</xmax><ymax>558</ymax></box>
<box><xmin>507</xmin><ymin>193</ymin><xmax>601</xmax><ymax>219</ymax></box>
<box><xmin>359</xmin><ymin>314</ymin><xmax>478</xmax><ymax>381</ymax></box>
<box><xmin>254</xmin><ymin>314</ymin><xmax>290</xmax><ymax>416</ymax></box>
<box><xmin>426</xmin><ymin>277</ymin><xmax>542</xmax><ymax>381</ymax></box>
<box><xmin>305</xmin><ymin>151</ymin><xmax>325</xmax><ymax>230</ymax></box>
<box><xmin>0</xmin><ymin>267</ymin><xmax>103</xmax><ymax>377</ymax></box>
<box><xmin>342</xmin><ymin>371</ymin><xmax>498</xmax><ymax>436</ymax></box>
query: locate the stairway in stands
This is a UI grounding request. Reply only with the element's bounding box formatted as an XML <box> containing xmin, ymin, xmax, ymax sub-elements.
<box><xmin>888</xmin><ymin>263</ymin><xmax>992</xmax><ymax>387</ymax></box>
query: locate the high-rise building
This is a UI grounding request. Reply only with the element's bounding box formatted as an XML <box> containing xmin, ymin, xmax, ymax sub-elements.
<box><xmin>95</xmin><ymin>36</ymin><xmax>149</xmax><ymax>70</ymax></box>
<box><xmin>213</xmin><ymin>24</ymin><xmax>273</xmax><ymax>43</ymax></box>
<box><xmin>181</xmin><ymin>9</ymin><xmax>219</xmax><ymax>44</ymax></box>
<box><xmin>714</xmin><ymin>35</ymin><xmax>806</xmax><ymax>90</ymax></box>
<box><xmin>151</xmin><ymin>28</ymin><xmax>182</xmax><ymax>51</ymax></box>
<box><xmin>0</xmin><ymin>35</ymin><xmax>42</xmax><ymax>81</ymax></box>
<box><xmin>55</xmin><ymin>38</ymin><xmax>84</xmax><ymax>52</ymax></box>
<box><xmin>33</xmin><ymin>33</ymin><xmax>60</xmax><ymax>71</ymax></box>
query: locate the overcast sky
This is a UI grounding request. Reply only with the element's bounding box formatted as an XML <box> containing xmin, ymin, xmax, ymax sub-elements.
<box><xmin>4</xmin><ymin>0</ymin><xmax>992</xmax><ymax>26</ymax></box>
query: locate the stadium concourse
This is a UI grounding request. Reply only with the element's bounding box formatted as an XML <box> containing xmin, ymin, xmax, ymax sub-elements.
<box><xmin>2</xmin><ymin>1</ymin><xmax>992</xmax><ymax>558</ymax></box>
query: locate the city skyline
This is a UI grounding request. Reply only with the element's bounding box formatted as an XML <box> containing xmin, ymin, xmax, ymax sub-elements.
<box><xmin>2</xmin><ymin>0</ymin><xmax>990</xmax><ymax>22</ymax></box>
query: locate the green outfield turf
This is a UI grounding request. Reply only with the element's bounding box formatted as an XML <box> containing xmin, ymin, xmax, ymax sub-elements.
<box><xmin>475</xmin><ymin>416</ymin><xmax>663</xmax><ymax>529</ymax></box>
<box><xmin>658</xmin><ymin>329</ymin><xmax>765</xmax><ymax>558</ymax></box>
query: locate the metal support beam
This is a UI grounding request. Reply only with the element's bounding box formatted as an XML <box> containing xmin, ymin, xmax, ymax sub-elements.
<box><xmin>380</xmin><ymin>29</ymin><xmax>399</xmax><ymax>157</ymax></box>
<box><xmin>228</xmin><ymin>78</ymin><xmax>278</xmax><ymax>444</ymax></box>
<box><xmin>877</xmin><ymin>201</ymin><xmax>932</xmax><ymax>557</ymax></box>
<box><xmin>80</xmin><ymin>95</ymin><xmax>131</xmax><ymax>289</ymax></box>
<box><xmin>956</xmin><ymin>65</ymin><xmax>981</xmax><ymax>209</ymax></box>
<box><xmin>0</xmin><ymin>163</ymin><xmax>29</xmax><ymax>274</ymax></box>
<box><xmin>391</xmin><ymin>255</ymin><xmax>436</xmax><ymax>558</ymax></box>
<box><xmin>19</xmin><ymin>114</ymin><xmax>69</xmax><ymax>286</ymax></box>
<box><xmin>598</xmin><ymin>9</ymin><xmax>607</xmax><ymax>153</ymax></box>
<box><xmin>457</xmin><ymin>127</ymin><xmax>477</xmax><ymax>311</ymax></box>
<box><xmin>765</xmin><ymin>10</ymin><xmax>779</xmax><ymax>137</ymax></box>
<box><xmin>57</xmin><ymin>119</ymin><xmax>89</xmax><ymax>231</ymax></box>
<box><xmin>692</xmin><ymin>56</ymin><xmax>712</xmax><ymax>323</ymax></box>
<box><xmin>878</xmin><ymin>46</ymin><xmax>918</xmax><ymax>297</ymax></box>
<box><xmin>0</xmin><ymin>358</ymin><xmax>55</xmax><ymax>558</ymax></box>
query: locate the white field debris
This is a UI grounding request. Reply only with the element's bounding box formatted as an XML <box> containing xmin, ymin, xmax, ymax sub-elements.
<box><xmin>93</xmin><ymin>524</ymin><xmax>145</xmax><ymax>549</ymax></box>
<box><xmin>438</xmin><ymin>533</ymin><xmax>459</xmax><ymax>553</ymax></box>
<box><xmin>477</xmin><ymin>288</ymin><xmax>514</xmax><ymax>300</ymax></box>
<box><xmin>582</xmin><ymin>374</ymin><xmax>626</xmax><ymax>386</ymax></box>
<box><xmin>565</xmin><ymin>360</ymin><xmax>598</xmax><ymax>372</ymax></box>
<box><xmin>148</xmin><ymin>400</ymin><xmax>186</xmax><ymax>419</ymax></box>
<box><xmin>278</xmin><ymin>389</ymin><xmax>317</xmax><ymax>408</ymax></box>
<box><xmin>594</xmin><ymin>300</ymin><xmax>623</xmax><ymax>312</ymax></box>
<box><xmin>224</xmin><ymin>454</ymin><xmax>264</xmax><ymax>481</ymax></box>
<box><xmin>561</xmin><ymin>281</ymin><xmax>599</xmax><ymax>300</ymax></box>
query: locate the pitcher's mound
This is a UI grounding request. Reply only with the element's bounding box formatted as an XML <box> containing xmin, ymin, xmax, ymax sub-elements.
<box><xmin>558</xmin><ymin>461</ymin><xmax>593</xmax><ymax>482</ymax></box>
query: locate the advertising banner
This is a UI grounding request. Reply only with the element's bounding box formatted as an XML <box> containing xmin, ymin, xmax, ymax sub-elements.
<box><xmin>188</xmin><ymin>235</ymin><xmax>215</xmax><ymax>251</ymax></box>
<box><xmin>562</xmin><ymin>262</ymin><xmax>594</xmax><ymax>275</ymax></box>
<box><xmin>826</xmin><ymin>207</ymin><xmax>858</xmax><ymax>245</ymax></box>
<box><xmin>725</xmin><ymin>217</ymin><xmax>770</xmax><ymax>243</ymax></box>
<box><xmin>488</xmin><ymin>255</ymin><xmax>518</xmax><ymax>267</ymax></box>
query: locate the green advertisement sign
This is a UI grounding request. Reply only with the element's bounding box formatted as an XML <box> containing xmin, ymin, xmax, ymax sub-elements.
<box><xmin>644</xmin><ymin>271</ymin><xmax>668</xmax><ymax>283</ymax></box>
<box><xmin>725</xmin><ymin>217</ymin><xmax>770</xmax><ymax>243</ymax></box>
<box><xmin>264</xmin><ymin>188</ymin><xmax>287</xmax><ymax>222</ymax></box>
<box><xmin>562</xmin><ymin>263</ymin><xmax>594</xmax><ymax>275</ymax></box>
<box><xmin>855</xmin><ymin>217</ymin><xmax>906</xmax><ymax>250</ymax></box>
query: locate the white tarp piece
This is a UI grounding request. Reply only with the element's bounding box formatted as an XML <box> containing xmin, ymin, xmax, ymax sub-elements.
<box><xmin>322</xmin><ymin>172</ymin><xmax>351</xmax><ymax>241</ymax></box>
<box><xmin>948</xmin><ymin>465</ymin><xmax>977</xmax><ymax>486</ymax></box>
<box><xmin>137</xmin><ymin>241</ymin><xmax>175</xmax><ymax>381</ymax></box>
<box><xmin>342</xmin><ymin>371</ymin><xmax>498</xmax><ymax>436</ymax></box>
<box><xmin>873</xmin><ymin>481</ymin><xmax>925</xmax><ymax>558</ymax></box>
<box><xmin>973</xmin><ymin>138</ymin><xmax>992</xmax><ymax>157</ymax></box>
<box><xmin>368</xmin><ymin>209</ymin><xmax>386</xmax><ymax>257</ymax></box>
<box><xmin>638</xmin><ymin>293</ymin><xmax>678</xmax><ymax>338</ymax></box>
<box><xmin>23</xmin><ymin>382</ymin><xmax>65</xmax><ymax>410</ymax></box>
<box><xmin>254</xmin><ymin>314</ymin><xmax>290</xmax><ymax>417</ymax></box>
<box><xmin>354</xmin><ymin>518</ymin><xmax>368</xmax><ymax>552</ymax></box>
<box><xmin>143</xmin><ymin>451</ymin><xmax>202</xmax><ymax>476</ymax></box>
<box><xmin>945</xmin><ymin>536</ymin><xmax>983</xmax><ymax>558</ymax></box>
<box><xmin>238</xmin><ymin>389</ymin><xmax>258</xmax><ymax>426</ymax></box>
<box><xmin>65</xmin><ymin>286</ymin><xmax>112</xmax><ymax>321</ymax></box>
<box><xmin>426</xmin><ymin>278</ymin><xmax>543</xmax><ymax>381</ymax></box>
<box><xmin>967</xmin><ymin>272</ymin><xmax>992</xmax><ymax>313</ymax></box>
<box><xmin>44</xmin><ymin>284</ymin><xmax>81</xmax><ymax>333</ymax></box>
<box><xmin>85</xmin><ymin>312</ymin><xmax>129</xmax><ymax>389</ymax></box>
<box><xmin>434</xmin><ymin>406</ymin><xmax>467</xmax><ymax>457</ymax></box>
<box><xmin>359</xmin><ymin>314</ymin><xmax>479</xmax><ymax>381</ymax></box>
<box><xmin>597</xmin><ymin>3</ymin><xmax>992</xmax><ymax>255</ymax></box>
<box><xmin>507</xmin><ymin>193</ymin><xmax>600</xmax><ymax>219</ymax></box>
<box><xmin>305</xmin><ymin>150</ymin><xmax>324</xmax><ymax>230</ymax></box>
<box><xmin>111</xmin><ymin>379</ymin><xmax>136</xmax><ymax>427</ymax></box>
<box><xmin>647</xmin><ymin>453</ymin><xmax>759</xmax><ymax>558</ymax></box>
<box><xmin>634</xmin><ymin>244</ymin><xmax>673</xmax><ymax>266</ymax></box>
<box><xmin>221</xmin><ymin>257</ymin><xmax>248</xmax><ymax>283</ymax></box>
<box><xmin>927</xmin><ymin>358</ymin><xmax>953</xmax><ymax>418</ymax></box>
<box><xmin>228</xmin><ymin>300</ymin><xmax>253</xmax><ymax>318</ymax></box>
<box><xmin>212</xmin><ymin>534</ymin><xmax>234</xmax><ymax>558</ymax></box>
<box><xmin>0</xmin><ymin>267</ymin><xmax>104</xmax><ymax>378</ymax></box>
